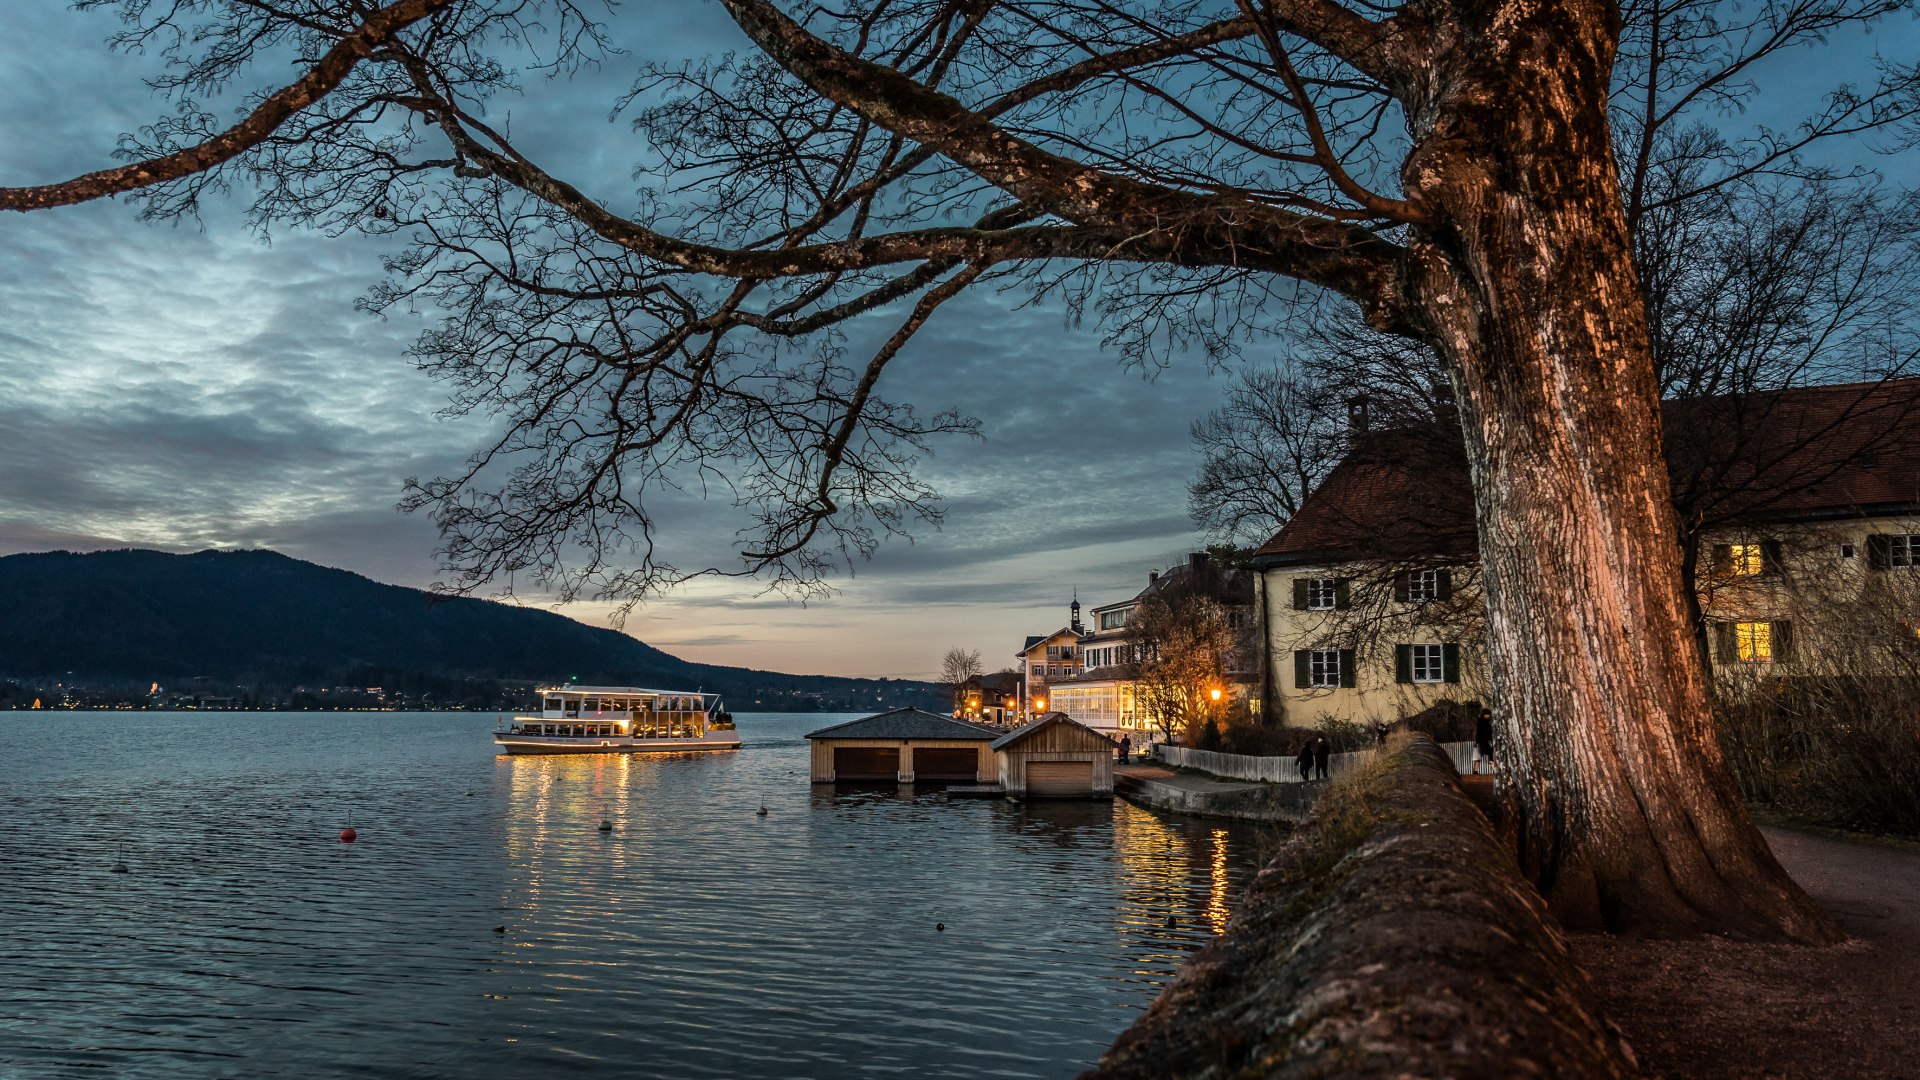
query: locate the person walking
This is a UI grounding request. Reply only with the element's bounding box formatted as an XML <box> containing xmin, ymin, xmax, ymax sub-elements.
<box><xmin>1474</xmin><ymin>707</ymin><xmax>1495</xmax><ymax>774</ymax></box>
<box><xmin>1118</xmin><ymin>734</ymin><xmax>1132</xmax><ymax>763</ymax></box>
<box><xmin>1295</xmin><ymin>741</ymin><xmax>1313</xmax><ymax>782</ymax></box>
<box><xmin>1373</xmin><ymin>721</ymin><xmax>1389</xmax><ymax>747</ymax></box>
<box><xmin>1312</xmin><ymin>735</ymin><xmax>1331</xmax><ymax>781</ymax></box>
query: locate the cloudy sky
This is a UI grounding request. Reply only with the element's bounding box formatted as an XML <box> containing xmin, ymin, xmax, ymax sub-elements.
<box><xmin>4</xmin><ymin>3</ymin><xmax>1911</xmax><ymax>682</ymax></box>
<box><xmin>0</xmin><ymin>2</ymin><xmax>1245</xmax><ymax>680</ymax></box>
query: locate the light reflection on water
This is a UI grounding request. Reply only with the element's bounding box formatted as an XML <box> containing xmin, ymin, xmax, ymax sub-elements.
<box><xmin>0</xmin><ymin>712</ymin><xmax>1268</xmax><ymax>1078</ymax></box>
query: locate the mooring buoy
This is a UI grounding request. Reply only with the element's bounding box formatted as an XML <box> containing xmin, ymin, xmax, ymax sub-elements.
<box><xmin>598</xmin><ymin>819</ymin><xmax>613</xmax><ymax>832</ymax></box>
<box><xmin>756</xmin><ymin>804</ymin><xmax>768</xmax><ymax>817</ymax></box>
<box><xmin>936</xmin><ymin>923</ymin><xmax>945</xmax><ymax>932</ymax></box>
<box><xmin>110</xmin><ymin>844</ymin><xmax>129</xmax><ymax>873</ymax></box>
<box><xmin>340</xmin><ymin>810</ymin><xmax>358</xmax><ymax>843</ymax></box>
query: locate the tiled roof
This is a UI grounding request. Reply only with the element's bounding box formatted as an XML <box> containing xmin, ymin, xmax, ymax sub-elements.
<box><xmin>805</xmin><ymin>708</ymin><xmax>1001</xmax><ymax>741</ymax></box>
<box><xmin>1256</xmin><ymin>378</ymin><xmax>1920</xmax><ymax>567</ymax></box>
<box><xmin>963</xmin><ymin>671</ymin><xmax>1023</xmax><ymax>696</ymax></box>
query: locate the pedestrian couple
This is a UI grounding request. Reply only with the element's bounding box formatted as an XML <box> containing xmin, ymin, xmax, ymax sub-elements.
<box><xmin>1294</xmin><ymin>736</ymin><xmax>1330</xmax><ymax>781</ymax></box>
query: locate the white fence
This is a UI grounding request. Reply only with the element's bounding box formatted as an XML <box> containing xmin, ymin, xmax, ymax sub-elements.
<box><xmin>1154</xmin><ymin>741</ymin><xmax>1480</xmax><ymax>783</ymax></box>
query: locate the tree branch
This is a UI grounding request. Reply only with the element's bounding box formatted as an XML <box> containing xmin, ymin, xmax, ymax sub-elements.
<box><xmin>0</xmin><ymin>0</ymin><xmax>460</xmax><ymax>212</ymax></box>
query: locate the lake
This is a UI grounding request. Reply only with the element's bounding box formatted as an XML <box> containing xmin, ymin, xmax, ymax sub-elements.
<box><xmin>0</xmin><ymin>711</ymin><xmax>1270</xmax><ymax>1078</ymax></box>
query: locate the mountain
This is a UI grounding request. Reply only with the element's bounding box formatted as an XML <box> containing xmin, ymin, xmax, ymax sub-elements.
<box><xmin>0</xmin><ymin>548</ymin><xmax>943</xmax><ymax>711</ymax></box>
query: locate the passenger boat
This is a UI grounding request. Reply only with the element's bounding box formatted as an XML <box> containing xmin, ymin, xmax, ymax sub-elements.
<box><xmin>493</xmin><ymin>685</ymin><xmax>741</xmax><ymax>754</ymax></box>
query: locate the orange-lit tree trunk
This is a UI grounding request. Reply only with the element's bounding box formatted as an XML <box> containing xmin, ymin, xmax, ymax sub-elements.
<box><xmin>1399</xmin><ymin>0</ymin><xmax>1837</xmax><ymax>940</ymax></box>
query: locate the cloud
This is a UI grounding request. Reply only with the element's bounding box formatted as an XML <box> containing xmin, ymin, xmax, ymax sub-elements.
<box><xmin>0</xmin><ymin>4</ymin><xmax>1238</xmax><ymax>681</ymax></box>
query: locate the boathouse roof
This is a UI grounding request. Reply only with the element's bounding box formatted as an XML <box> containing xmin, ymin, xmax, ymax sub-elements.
<box><xmin>991</xmin><ymin>713</ymin><xmax>1116</xmax><ymax>751</ymax></box>
<box><xmin>805</xmin><ymin>708</ymin><xmax>1001</xmax><ymax>742</ymax></box>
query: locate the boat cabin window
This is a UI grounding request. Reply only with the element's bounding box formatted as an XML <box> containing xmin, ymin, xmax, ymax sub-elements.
<box><xmin>543</xmin><ymin>696</ymin><xmax>563</xmax><ymax>712</ymax></box>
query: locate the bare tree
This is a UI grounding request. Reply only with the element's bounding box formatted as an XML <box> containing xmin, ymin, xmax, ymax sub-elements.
<box><xmin>1129</xmin><ymin>593</ymin><xmax>1244</xmax><ymax>743</ymax></box>
<box><xmin>940</xmin><ymin>647</ymin><xmax>983</xmax><ymax>707</ymax></box>
<box><xmin>12</xmin><ymin>0</ymin><xmax>1918</xmax><ymax>938</ymax></box>
<box><xmin>1187</xmin><ymin>369</ymin><xmax>1341</xmax><ymax>544</ymax></box>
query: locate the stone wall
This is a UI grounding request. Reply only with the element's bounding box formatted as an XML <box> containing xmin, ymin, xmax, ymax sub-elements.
<box><xmin>1112</xmin><ymin>770</ymin><xmax>1323</xmax><ymax>823</ymax></box>
<box><xmin>1084</xmin><ymin>735</ymin><xmax>1638</xmax><ymax>1079</ymax></box>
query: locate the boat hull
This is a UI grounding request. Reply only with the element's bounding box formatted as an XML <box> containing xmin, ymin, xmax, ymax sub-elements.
<box><xmin>493</xmin><ymin>730</ymin><xmax>743</xmax><ymax>755</ymax></box>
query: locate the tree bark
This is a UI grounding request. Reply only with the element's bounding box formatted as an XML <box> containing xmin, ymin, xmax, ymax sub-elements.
<box><xmin>1398</xmin><ymin>0</ymin><xmax>1838</xmax><ymax>941</ymax></box>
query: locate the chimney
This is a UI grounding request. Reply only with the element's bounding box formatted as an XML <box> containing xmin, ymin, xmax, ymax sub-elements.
<box><xmin>1148</xmin><ymin>567</ymin><xmax>1161</xmax><ymax>586</ymax></box>
<box><xmin>1188</xmin><ymin>551</ymin><xmax>1209</xmax><ymax>573</ymax></box>
<box><xmin>1346</xmin><ymin>394</ymin><xmax>1371</xmax><ymax>437</ymax></box>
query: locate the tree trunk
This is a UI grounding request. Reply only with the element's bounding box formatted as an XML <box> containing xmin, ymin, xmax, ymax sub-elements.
<box><xmin>1398</xmin><ymin>0</ymin><xmax>1837</xmax><ymax>941</ymax></box>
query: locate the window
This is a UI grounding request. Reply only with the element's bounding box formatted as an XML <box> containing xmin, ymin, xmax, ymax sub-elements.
<box><xmin>1407</xmin><ymin>569</ymin><xmax>1438</xmax><ymax>603</ymax></box>
<box><xmin>1715</xmin><ymin>620</ymin><xmax>1792</xmax><ymax>663</ymax></box>
<box><xmin>1867</xmin><ymin>534</ymin><xmax>1919</xmax><ymax>568</ymax></box>
<box><xmin>1309</xmin><ymin>649</ymin><xmax>1342</xmax><ymax>688</ymax></box>
<box><xmin>1307</xmin><ymin>579</ymin><xmax>1339</xmax><ymax>610</ymax></box>
<box><xmin>1099</xmin><ymin>609</ymin><xmax>1131</xmax><ymax>630</ymax></box>
<box><xmin>1841</xmin><ymin>543</ymin><xmax>1857</xmax><ymax>559</ymax></box>
<box><xmin>1894</xmin><ymin>535</ymin><xmax>1918</xmax><ymax>568</ymax></box>
<box><xmin>1395</xmin><ymin>643</ymin><xmax>1460</xmax><ymax>684</ymax></box>
<box><xmin>1728</xmin><ymin>543</ymin><xmax>1765</xmax><ymax>576</ymax></box>
<box><xmin>1735</xmin><ymin>621</ymin><xmax>1771</xmax><ymax>661</ymax></box>
<box><xmin>1411</xmin><ymin>644</ymin><xmax>1445</xmax><ymax>683</ymax></box>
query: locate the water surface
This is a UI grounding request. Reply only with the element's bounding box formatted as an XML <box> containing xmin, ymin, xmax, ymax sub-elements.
<box><xmin>0</xmin><ymin>712</ymin><xmax>1267</xmax><ymax>1078</ymax></box>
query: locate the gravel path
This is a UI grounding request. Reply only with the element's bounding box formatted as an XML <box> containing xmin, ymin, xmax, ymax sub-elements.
<box><xmin>1572</xmin><ymin>826</ymin><xmax>1920</xmax><ymax>1079</ymax></box>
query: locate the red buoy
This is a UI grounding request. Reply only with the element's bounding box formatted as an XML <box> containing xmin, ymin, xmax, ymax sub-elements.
<box><xmin>339</xmin><ymin>827</ymin><xmax>357</xmax><ymax>843</ymax></box>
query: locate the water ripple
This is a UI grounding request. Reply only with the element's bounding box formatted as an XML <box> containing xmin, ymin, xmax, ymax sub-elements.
<box><xmin>0</xmin><ymin>712</ymin><xmax>1268</xmax><ymax>1079</ymax></box>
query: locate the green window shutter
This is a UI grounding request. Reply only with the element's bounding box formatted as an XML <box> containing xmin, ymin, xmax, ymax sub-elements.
<box><xmin>1762</xmin><ymin>540</ymin><xmax>1784</xmax><ymax>575</ymax></box>
<box><xmin>1443</xmin><ymin>643</ymin><xmax>1461</xmax><ymax>683</ymax></box>
<box><xmin>1338</xmin><ymin>649</ymin><xmax>1357</xmax><ymax>688</ymax></box>
<box><xmin>1437</xmin><ymin>568</ymin><xmax>1454</xmax><ymax>600</ymax></box>
<box><xmin>1710</xmin><ymin>544</ymin><xmax>1732</xmax><ymax>575</ymax></box>
<box><xmin>1772</xmin><ymin>620</ymin><xmax>1795</xmax><ymax>662</ymax></box>
<box><xmin>1292</xmin><ymin>578</ymin><xmax>1309</xmax><ymax>610</ymax></box>
<box><xmin>1867</xmin><ymin>535</ymin><xmax>1892</xmax><ymax>569</ymax></box>
<box><xmin>1333</xmin><ymin>579</ymin><xmax>1352</xmax><ymax>610</ymax></box>
<box><xmin>1711</xmin><ymin>621</ymin><xmax>1737</xmax><ymax>663</ymax></box>
<box><xmin>1294</xmin><ymin>650</ymin><xmax>1311</xmax><ymax>688</ymax></box>
<box><xmin>1392</xmin><ymin>573</ymin><xmax>1410</xmax><ymax>603</ymax></box>
<box><xmin>1394</xmin><ymin>644</ymin><xmax>1412</xmax><ymax>684</ymax></box>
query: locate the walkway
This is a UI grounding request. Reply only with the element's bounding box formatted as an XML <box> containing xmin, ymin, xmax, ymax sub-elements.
<box><xmin>1573</xmin><ymin>826</ymin><xmax>1920</xmax><ymax>1078</ymax></box>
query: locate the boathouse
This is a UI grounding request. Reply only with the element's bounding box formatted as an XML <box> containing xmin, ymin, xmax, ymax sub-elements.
<box><xmin>806</xmin><ymin>709</ymin><xmax>1000</xmax><ymax>783</ymax></box>
<box><xmin>993</xmin><ymin>713</ymin><xmax>1116</xmax><ymax>799</ymax></box>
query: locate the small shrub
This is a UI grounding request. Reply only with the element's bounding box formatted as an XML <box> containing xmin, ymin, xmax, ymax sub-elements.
<box><xmin>1403</xmin><ymin>698</ymin><xmax>1482</xmax><ymax>743</ymax></box>
<box><xmin>1716</xmin><ymin>675</ymin><xmax>1920</xmax><ymax>836</ymax></box>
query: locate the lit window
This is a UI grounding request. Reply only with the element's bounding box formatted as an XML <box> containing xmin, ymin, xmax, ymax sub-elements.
<box><xmin>1407</xmin><ymin>569</ymin><xmax>1438</xmax><ymax>603</ymax></box>
<box><xmin>1411</xmin><ymin>643</ymin><xmax>1445</xmax><ymax>683</ymax></box>
<box><xmin>1729</xmin><ymin>544</ymin><xmax>1765</xmax><ymax>576</ymax></box>
<box><xmin>1735</xmin><ymin>622</ymin><xmax>1772</xmax><ymax>662</ymax></box>
<box><xmin>1309</xmin><ymin>650</ymin><xmax>1342</xmax><ymax>688</ymax></box>
<box><xmin>1306</xmin><ymin>579</ymin><xmax>1339</xmax><ymax>610</ymax></box>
